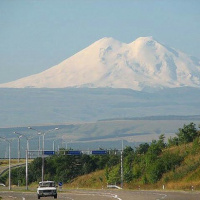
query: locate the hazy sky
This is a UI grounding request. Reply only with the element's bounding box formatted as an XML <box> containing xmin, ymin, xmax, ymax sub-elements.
<box><xmin>0</xmin><ymin>0</ymin><xmax>199</xmax><ymax>84</ymax></box>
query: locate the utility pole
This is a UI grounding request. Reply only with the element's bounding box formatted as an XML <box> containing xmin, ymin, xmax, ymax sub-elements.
<box><xmin>121</xmin><ymin>139</ymin><xmax>124</xmax><ymax>189</ymax></box>
<box><xmin>26</xmin><ymin>149</ymin><xmax>28</xmax><ymax>190</ymax></box>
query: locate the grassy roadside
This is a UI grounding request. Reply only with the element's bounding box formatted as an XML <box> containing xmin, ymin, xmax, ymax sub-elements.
<box><xmin>64</xmin><ymin>168</ymin><xmax>200</xmax><ymax>191</ymax></box>
<box><xmin>1</xmin><ymin>137</ymin><xmax>200</xmax><ymax>191</ymax></box>
<box><xmin>62</xmin><ymin>141</ymin><xmax>200</xmax><ymax>191</ymax></box>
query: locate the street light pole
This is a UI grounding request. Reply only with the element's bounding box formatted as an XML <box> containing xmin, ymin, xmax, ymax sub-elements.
<box><xmin>13</xmin><ymin>131</ymin><xmax>32</xmax><ymax>190</ymax></box>
<box><xmin>8</xmin><ymin>140</ymin><xmax>11</xmax><ymax>190</ymax></box>
<box><xmin>38</xmin><ymin>133</ymin><xmax>41</xmax><ymax>156</ymax></box>
<box><xmin>0</xmin><ymin>137</ymin><xmax>11</xmax><ymax>190</ymax></box>
<box><xmin>18</xmin><ymin>135</ymin><xmax>21</xmax><ymax>163</ymax></box>
<box><xmin>13</xmin><ymin>132</ymin><xmax>31</xmax><ymax>158</ymax></box>
<box><xmin>25</xmin><ymin>149</ymin><xmax>28</xmax><ymax>190</ymax></box>
<box><xmin>28</xmin><ymin>127</ymin><xmax>59</xmax><ymax>182</ymax></box>
<box><xmin>53</xmin><ymin>140</ymin><xmax>55</xmax><ymax>151</ymax></box>
<box><xmin>41</xmin><ymin>131</ymin><xmax>46</xmax><ymax>181</ymax></box>
<box><xmin>53</xmin><ymin>140</ymin><xmax>56</xmax><ymax>151</ymax></box>
<box><xmin>121</xmin><ymin>139</ymin><xmax>124</xmax><ymax>189</ymax></box>
<box><xmin>27</xmin><ymin>127</ymin><xmax>42</xmax><ymax>156</ymax></box>
<box><xmin>13</xmin><ymin>132</ymin><xmax>23</xmax><ymax>163</ymax></box>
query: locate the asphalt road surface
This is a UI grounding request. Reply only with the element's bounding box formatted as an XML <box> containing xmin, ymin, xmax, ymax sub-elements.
<box><xmin>0</xmin><ymin>189</ymin><xmax>200</xmax><ymax>200</ymax></box>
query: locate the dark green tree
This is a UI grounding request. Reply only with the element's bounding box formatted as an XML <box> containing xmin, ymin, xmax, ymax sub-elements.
<box><xmin>147</xmin><ymin>159</ymin><xmax>164</xmax><ymax>183</ymax></box>
<box><xmin>136</xmin><ymin>143</ymin><xmax>149</xmax><ymax>154</ymax></box>
<box><xmin>123</xmin><ymin>146</ymin><xmax>134</xmax><ymax>157</ymax></box>
<box><xmin>176</xmin><ymin>123</ymin><xmax>198</xmax><ymax>144</ymax></box>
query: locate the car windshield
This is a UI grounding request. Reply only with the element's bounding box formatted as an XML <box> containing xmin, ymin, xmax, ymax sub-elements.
<box><xmin>39</xmin><ymin>182</ymin><xmax>55</xmax><ymax>187</ymax></box>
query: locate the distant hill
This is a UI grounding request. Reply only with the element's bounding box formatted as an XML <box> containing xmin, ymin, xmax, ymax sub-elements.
<box><xmin>0</xmin><ymin>87</ymin><xmax>199</xmax><ymax>127</ymax></box>
<box><xmin>1</xmin><ymin>112</ymin><xmax>200</xmax><ymax>158</ymax></box>
<box><xmin>100</xmin><ymin>115</ymin><xmax>200</xmax><ymax>121</ymax></box>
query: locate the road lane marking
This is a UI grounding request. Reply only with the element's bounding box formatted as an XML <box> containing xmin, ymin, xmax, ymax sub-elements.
<box><xmin>153</xmin><ymin>193</ymin><xmax>167</xmax><ymax>200</ymax></box>
<box><xmin>59</xmin><ymin>194</ymin><xmax>74</xmax><ymax>200</ymax></box>
<box><xmin>63</xmin><ymin>191</ymin><xmax>122</xmax><ymax>199</ymax></box>
<box><xmin>8</xmin><ymin>196</ymin><xmax>17</xmax><ymax>199</ymax></box>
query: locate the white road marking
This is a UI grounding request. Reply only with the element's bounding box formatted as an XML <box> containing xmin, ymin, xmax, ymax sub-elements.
<box><xmin>59</xmin><ymin>194</ymin><xmax>74</xmax><ymax>200</ymax></box>
<box><xmin>62</xmin><ymin>191</ymin><xmax>122</xmax><ymax>199</ymax></box>
<box><xmin>153</xmin><ymin>193</ymin><xmax>167</xmax><ymax>200</ymax></box>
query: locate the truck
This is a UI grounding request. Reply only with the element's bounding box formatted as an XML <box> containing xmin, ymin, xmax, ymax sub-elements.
<box><xmin>37</xmin><ymin>181</ymin><xmax>57</xmax><ymax>199</ymax></box>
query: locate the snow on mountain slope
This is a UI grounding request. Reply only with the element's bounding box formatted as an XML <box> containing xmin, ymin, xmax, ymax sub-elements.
<box><xmin>0</xmin><ymin>36</ymin><xmax>200</xmax><ymax>91</ymax></box>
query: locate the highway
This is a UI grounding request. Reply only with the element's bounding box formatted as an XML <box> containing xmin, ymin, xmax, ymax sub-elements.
<box><xmin>0</xmin><ymin>189</ymin><xmax>200</xmax><ymax>200</ymax></box>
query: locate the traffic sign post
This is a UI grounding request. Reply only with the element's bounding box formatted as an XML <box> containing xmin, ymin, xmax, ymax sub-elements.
<box><xmin>58</xmin><ymin>182</ymin><xmax>63</xmax><ymax>186</ymax></box>
<box><xmin>44</xmin><ymin>151</ymin><xmax>55</xmax><ymax>155</ymax></box>
<box><xmin>58</xmin><ymin>182</ymin><xmax>63</xmax><ymax>191</ymax></box>
<box><xmin>91</xmin><ymin>150</ymin><xmax>107</xmax><ymax>155</ymax></box>
<box><xmin>67</xmin><ymin>150</ymin><xmax>82</xmax><ymax>155</ymax></box>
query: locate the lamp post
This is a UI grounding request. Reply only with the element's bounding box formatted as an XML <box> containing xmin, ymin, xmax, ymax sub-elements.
<box><xmin>121</xmin><ymin>139</ymin><xmax>124</xmax><ymax>189</ymax></box>
<box><xmin>0</xmin><ymin>137</ymin><xmax>11</xmax><ymax>190</ymax></box>
<box><xmin>116</xmin><ymin>137</ymin><xmax>124</xmax><ymax>189</ymax></box>
<box><xmin>13</xmin><ymin>131</ymin><xmax>33</xmax><ymax>190</ymax></box>
<box><xmin>27</xmin><ymin>127</ymin><xmax>42</xmax><ymax>156</ymax></box>
<box><xmin>52</xmin><ymin>140</ymin><xmax>54</xmax><ymax>151</ymax></box>
<box><xmin>63</xmin><ymin>140</ymin><xmax>70</xmax><ymax>150</ymax></box>
<box><xmin>28</xmin><ymin>127</ymin><xmax>59</xmax><ymax>182</ymax></box>
<box><xmin>13</xmin><ymin>132</ymin><xmax>23</xmax><ymax>163</ymax></box>
<box><xmin>13</xmin><ymin>132</ymin><xmax>32</xmax><ymax>158</ymax></box>
<box><xmin>38</xmin><ymin>133</ymin><xmax>41</xmax><ymax>156</ymax></box>
<box><xmin>53</xmin><ymin>139</ymin><xmax>57</xmax><ymax>152</ymax></box>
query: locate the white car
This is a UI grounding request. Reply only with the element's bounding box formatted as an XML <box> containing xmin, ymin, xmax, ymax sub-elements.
<box><xmin>37</xmin><ymin>181</ymin><xmax>57</xmax><ymax>199</ymax></box>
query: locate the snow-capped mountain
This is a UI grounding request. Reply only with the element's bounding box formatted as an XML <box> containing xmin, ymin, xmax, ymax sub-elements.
<box><xmin>1</xmin><ymin>36</ymin><xmax>200</xmax><ymax>91</ymax></box>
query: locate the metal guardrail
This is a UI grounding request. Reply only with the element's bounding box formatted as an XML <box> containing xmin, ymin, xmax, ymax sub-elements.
<box><xmin>107</xmin><ymin>184</ymin><xmax>122</xmax><ymax>189</ymax></box>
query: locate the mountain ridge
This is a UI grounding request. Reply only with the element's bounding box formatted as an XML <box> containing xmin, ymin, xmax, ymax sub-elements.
<box><xmin>0</xmin><ymin>36</ymin><xmax>200</xmax><ymax>91</ymax></box>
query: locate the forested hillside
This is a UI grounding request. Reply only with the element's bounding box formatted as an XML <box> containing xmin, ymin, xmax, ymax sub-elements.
<box><xmin>1</xmin><ymin>123</ymin><xmax>200</xmax><ymax>190</ymax></box>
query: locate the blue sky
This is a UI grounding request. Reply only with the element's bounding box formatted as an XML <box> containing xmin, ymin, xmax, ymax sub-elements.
<box><xmin>0</xmin><ymin>0</ymin><xmax>199</xmax><ymax>84</ymax></box>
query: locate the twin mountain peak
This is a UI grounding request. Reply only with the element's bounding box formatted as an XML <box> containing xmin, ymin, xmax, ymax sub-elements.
<box><xmin>1</xmin><ymin>36</ymin><xmax>200</xmax><ymax>91</ymax></box>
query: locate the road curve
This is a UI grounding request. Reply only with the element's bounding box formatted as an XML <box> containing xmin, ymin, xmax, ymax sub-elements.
<box><xmin>0</xmin><ymin>163</ymin><xmax>27</xmax><ymax>177</ymax></box>
<box><xmin>0</xmin><ymin>189</ymin><xmax>199</xmax><ymax>200</ymax></box>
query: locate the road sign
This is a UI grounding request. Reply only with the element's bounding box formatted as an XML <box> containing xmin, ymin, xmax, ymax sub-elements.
<box><xmin>92</xmin><ymin>150</ymin><xmax>107</xmax><ymax>155</ymax></box>
<box><xmin>44</xmin><ymin>151</ymin><xmax>55</xmax><ymax>155</ymax></box>
<box><xmin>67</xmin><ymin>150</ymin><xmax>82</xmax><ymax>155</ymax></box>
<box><xmin>58</xmin><ymin>182</ymin><xmax>63</xmax><ymax>186</ymax></box>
